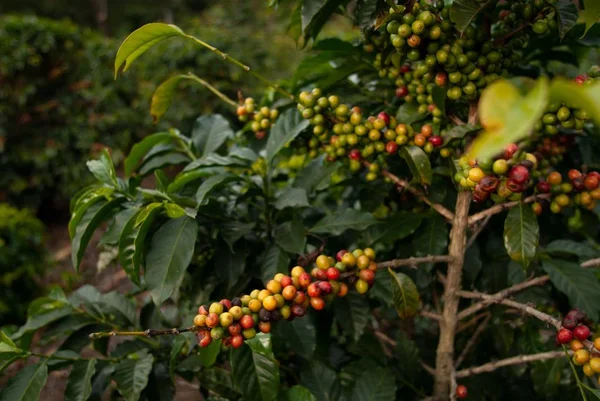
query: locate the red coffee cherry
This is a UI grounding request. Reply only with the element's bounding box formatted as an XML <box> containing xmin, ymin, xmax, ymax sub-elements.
<box><xmin>557</xmin><ymin>328</ymin><xmax>574</xmax><ymax>344</ymax></box>
<box><xmin>456</xmin><ymin>384</ymin><xmax>468</xmax><ymax>399</ymax></box>
<box><xmin>349</xmin><ymin>149</ymin><xmax>361</xmax><ymax>160</ymax></box>
<box><xmin>326</xmin><ymin>267</ymin><xmax>340</xmax><ymax>281</ymax></box>
<box><xmin>428</xmin><ymin>135</ymin><xmax>443</xmax><ymax>147</ymax></box>
<box><xmin>537</xmin><ymin>181</ymin><xmax>551</xmax><ymax>193</ymax></box>
<box><xmin>562</xmin><ymin>315</ymin><xmax>578</xmax><ymax>330</ymax></box>
<box><xmin>336</xmin><ymin>249</ymin><xmax>348</xmax><ymax>262</ymax></box>
<box><xmin>574</xmin><ymin>325</ymin><xmax>591</xmax><ymax>341</ymax></box>
<box><xmin>377</xmin><ymin>111</ymin><xmax>390</xmax><ymax>125</ymax></box>
<box><xmin>396</xmin><ymin>86</ymin><xmax>408</xmax><ymax>97</ymax></box>
<box><xmin>508</xmin><ymin>165</ymin><xmax>529</xmax><ymax>185</ymax></box>
<box><xmin>386</xmin><ymin>141</ymin><xmax>398</xmax><ymax>154</ymax></box>
<box><xmin>503</xmin><ymin>143</ymin><xmax>519</xmax><ymax>159</ymax></box>
<box><xmin>478</xmin><ymin>175</ymin><xmax>499</xmax><ymax>192</ymax></box>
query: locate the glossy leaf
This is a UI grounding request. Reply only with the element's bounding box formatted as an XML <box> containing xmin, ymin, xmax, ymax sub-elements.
<box><xmin>450</xmin><ymin>0</ymin><xmax>493</xmax><ymax>32</ymax></box>
<box><xmin>300</xmin><ymin>361</ymin><xmax>344</xmax><ymax>401</ymax></box>
<box><xmin>550</xmin><ymin>79</ymin><xmax>600</xmax><ymax>125</ymax></box>
<box><xmin>363</xmin><ymin>212</ymin><xmax>424</xmax><ymax>246</ymax></box>
<box><xmin>215</xmin><ymin>245</ymin><xmax>247</xmax><ymax>291</ymax></box>
<box><xmin>86</xmin><ymin>150</ymin><xmax>117</xmax><ymax>187</ymax></box>
<box><xmin>191</xmin><ymin>114</ymin><xmax>234</xmax><ymax>157</ymax></box>
<box><xmin>388</xmin><ymin>268</ymin><xmax>420</xmax><ymax>319</ymax></box>
<box><xmin>350</xmin><ymin>367</ymin><xmax>396</xmax><ymax>401</ymax></box>
<box><xmin>0</xmin><ymin>330</ymin><xmax>21</xmax><ymax>355</ymax></box>
<box><xmin>274</xmin><ymin>187</ymin><xmax>310</xmax><ymax>210</ymax></box>
<box><xmin>275</xmin><ymin>217</ymin><xmax>306</xmax><ymax>254</ymax></box>
<box><xmin>145</xmin><ymin>216</ymin><xmax>198</xmax><ymax>305</ymax></box>
<box><xmin>197</xmin><ymin>368</ymin><xmax>240</xmax><ymax>400</ymax></box>
<box><xmin>552</xmin><ymin>0</ymin><xmax>579</xmax><ymax>39</ymax></box>
<box><xmin>146</xmin><ymin>362</ymin><xmax>175</xmax><ymax>401</ymax></box>
<box><xmin>335</xmin><ymin>293</ymin><xmax>369</xmax><ymax>341</ymax></box>
<box><xmin>276</xmin><ymin>317</ymin><xmax>316</xmax><ymax>358</ymax></box>
<box><xmin>542</xmin><ymin>260</ymin><xmax>600</xmax><ymax>321</ymax></box>
<box><xmin>394</xmin><ymin>332</ymin><xmax>420</xmax><ymax>381</ymax></box>
<box><xmin>72</xmin><ymin>198</ymin><xmax>125</xmax><ymax>270</ymax></box>
<box><xmin>124</xmin><ymin>132</ymin><xmax>173</xmax><ymax>176</ymax></box>
<box><xmin>68</xmin><ymin>187</ymin><xmax>114</xmax><ymax>238</ymax></box>
<box><xmin>100</xmin><ymin>208</ymin><xmax>137</xmax><ymax>246</ymax></box>
<box><xmin>311</xmin><ymin>209</ymin><xmax>378</xmax><ymax>235</ymax></box>
<box><xmin>266</xmin><ymin>109</ymin><xmax>309</xmax><ymax>164</ymax></box>
<box><xmin>467</xmin><ymin>78</ymin><xmax>548</xmax><ymax>162</ymax></box>
<box><xmin>199</xmin><ymin>338</ymin><xmax>222</xmax><ymax>368</ymax></box>
<box><xmin>0</xmin><ymin>363</ymin><xmax>48</xmax><ymax>401</ymax></box>
<box><xmin>164</xmin><ymin>203</ymin><xmax>186</xmax><ymax>219</ymax></box>
<box><xmin>230</xmin><ymin>340</ymin><xmax>280</xmax><ymax>401</ymax></box>
<box><xmin>195</xmin><ymin>174</ymin><xmax>241</xmax><ymax>205</ymax></box>
<box><xmin>115</xmin><ymin>23</ymin><xmax>185</xmax><ymax>77</ymax></box>
<box><xmin>413</xmin><ymin>215</ymin><xmax>449</xmax><ymax>270</ymax></box>
<box><xmin>293</xmin><ymin>156</ymin><xmax>340</xmax><ymax>194</ymax></box>
<box><xmin>139</xmin><ymin>152</ymin><xmax>190</xmax><ymax>175</ymax></box>
<box><xmin>355</xmin><ymin>0</ymin><xmax>379</xmax><ymax>31</ymax></box>
<box><xmin>151</xmin><ymin>75</ymin><xmax>187</xmax><ymax>122</ymax></box>
<box><xmin>503</xmin><ymin>203</ymin><xmax>539</xmax><ymax>268</ymax></box>
<box><xmin>580</xmin><ymin>1</ymin><xmax>600</xmax><ymax>37</ymax></box>
<box><xmin>261</xmin><ymin>245</ymin><xmax>290</xmax><ymax>283</ymax></box>
<box><xmin>65</xmin><ymin>359</ymin><xmax>97</xmax><ymax>401</ymax></box>
<box><xmin>114</xmin><ymin>351</ymin><xmax>154</xmax><ymax>401</ymax></box>
<box><xmin>544</xmin><ymin>240</ymin><xmax>600</xmax><ymax>260</ymax></box>
<box><xmin>401</xmin><ymin>146</ymin><xmax>433</xmax><ymax>186</ymax></box>
<box><xmin>396</xmin><ymin>102</ymin><xmax>425</xmax><ymax>124</ymax></box>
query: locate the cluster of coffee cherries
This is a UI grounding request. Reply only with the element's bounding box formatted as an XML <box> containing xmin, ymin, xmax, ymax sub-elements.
<box><xmin>556</xmin><ymin>309</ymin><xmax>600</xmax><ymax>382</ymax></box>
<box><xmin>453</xmin><ymin>143</ymin><xmax>538</xmax><ymax>203</ymax></box>
<box><xmin>495</xmin><ymin>0</ymin><xmax>558</xmax><ymax>37</ymax></box>
<box><xmin>192</xmin><ymin>248</ymin><xmax>377</xmax><ymax>349</ymax></box>
<box><xmin>537</xmin><ymin>169</ymin><xmax>600</xmax><ymax>213</ymax></box>
<box><xmin>236</xmin><ymin>97</ymin><xmax>279</xmax><ymax>140</ymax></box>
<box><xmin>296</xmin><ymin>88</ymin><xmax>445</xmax><ymax>179</ymax></box>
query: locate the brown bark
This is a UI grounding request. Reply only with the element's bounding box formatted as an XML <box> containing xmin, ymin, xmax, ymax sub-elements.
<box><xmin>433</xmin><ymin>191</ymin><xmax>471</xmax><ymax>400</ymax></box>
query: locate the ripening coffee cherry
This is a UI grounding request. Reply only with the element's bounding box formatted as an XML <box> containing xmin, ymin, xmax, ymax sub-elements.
<box><xmin>282</xmin><ymin>285</ymin><xmax>297</xmax><ymax>301</ymax></box>
<box><xmin>492</xmin><ymin>159</ymin><xmax>509</xmax><ymax>175</ymax></box>
<box><xmin>396</xmin><ymin>86</ymin><xmax>409</xmax><ymax>97</ymax></box>
<box><xmin>562</xmin><ymin>315</ymin><xmax>578</xmax><ymax>330</ymax></box>
<box><xmin>355</xmin><ymin>279</ymin><xmax>369</xmax><ymax>294</ymax></box>
<box><xmin>537</xmin><ymin>181</ymin><xmax>551</xmax><ymax>193</ymax></box>
<box><xmin>291</xmin><ymin>304</ymin><xmax>306</xmax><ymax>317</ymax></box>
<box><xmin>571</xmin><ymin>339</ymin><xmax>585</xmax><ymax>351</ymax></box>
<box><xmin>298</xmin><ymin>272</ymin><xmax>312</xmax><ymax>288</ymax></box>
<box><xmin>266</xmin><ymin>280</ymin><xmax>282</xmax><ymax>294</ymax></box>
<box><xmin>386</xmin><ymin>141</ymin><xmax>398</xmax><ymax>154</ymax></box>
<box><xmin>231</xmin><ymin>334</ymin><xmax>244</xmax><ymax>349</ymax></box>
<box><xmin>508</xmin><ymin>165</ymin><xmax>529</xmax><ymax>184</ymax></box>
<box><xmin>310</xmin><ymin>297</ymin><xmax>325</xmax><ymax>310</ymax></box>
<box><xmin>206</xmin><ymin>313</ymin><xmax>219</xmax><ymax>328</ymax></box>
<box><xmin>199</xmin><ymin>332</ymin><xmax>212</xmax><ymax>347</ymax></box>
<box><xmin>316</xmin><ymin>255</ymin><xmax>330</xmax><ymax>269</ymax></box>
<box><xmin>307</xmin><ymin>283</ymin><xmax>321</xmax><ymax>298</ymax></box>
<box><xmin>198</xmin><ymin>305</ymin><xmax>209</xmax><ymax>315</ymax></box>
<box><xmin>326</xmin><ymin>267</ymin><xmax>340</xmax><ymax>281</ymax></box>
<box><xmin>240</xmin><ymin>314</ymin><xmax>254</xmax><ymax>330</ymax></box>
<box><xmin>194</xmin><ymin>314</ymin><xmax>207</xmax><ymax>327</ymax></box>
<box><xmin>243</xmin><ymin>328</ymin><xmax>257</xmax><ymax>339</ymax></box>
<box><xmin>557</xmin><ymin>328</ymin><xmax>574</xmax><ymax>344</ymax></box>
<box><xmin>318</xmin><ymin>281</ymin><xmax>333</xmax><ymax>295</ymax></box>
<box><xmin>456</xmin><ymin>385</ymin><xmax>468</xmax><ymax>399</ymax></box>
<box><xmin>429</xmin><ymin>135</ymin><xmax>443</xmax><ymax>147</ymax></box>
<box><xmin>342</xmin><ymin>252</ymin><xmax>357</xmax><ymax>267</ymax></box>
<box><xmin>574</xmin><ymin>325</ymin><xmax>591</xmax><ymax>341</ymax></box>
<box><xmin>574</xmin><ymin>349</ymin><xmax>591</xmax><ymax>365</ymax></box>
<box><xmin>547</xmin><ymin>172</ymin><xmax>562</xmax><ymax>185</ymax></box>
<box><xmin>209</xmin><ymin>302</ymin><xmax>224</xmax><ymax>315</ymax></box>
<box><xmin>590</xmin><ymin>357</ymin><xmax>600</xmax><ymax>373</ymax></box>
<box><xmin>359</xmin><ymin>269</ymin><xmax>375</xmax><ymax>283</ymax></box>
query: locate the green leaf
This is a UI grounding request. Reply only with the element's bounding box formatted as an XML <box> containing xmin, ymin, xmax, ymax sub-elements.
<box><xmin>302</xmin><ymin>0</ymin><xmax>326</xmax><ymax>31</ymax></box>
<box><xmin>164</xmin><ymin>203</ymin><xmax>186</xmax><ymax>219</ymax></box>
<box><xmin>394</xmin><ymin>332</ymin><xmax>420</xmax><ymax>381</ymax></box>
<box><xmin>195</xmin><ymin>174</ymin><xmax>241</xmax><ymax>205</ymax></box>
<box><xmin>246</xmin><ymin>333</ymin><xmax>275</xmax><ymax>359</ymax></box>
<box><xmin>72</xmin><ymin>198</ymin><xmax>125</xmax><ymax>270</ymax></box>
<box><xmin>279</xmin><ymin>385</ymin><xmax>317</xmax><ymax>401</ymax></box>
<box><xmin>146</xmin><ymin>362</ymin><xmax>175</xmax><ymax>401</ymax></box>
<box><xmin>300</xmin><ymin>361</ymin><xmax>344</xmax><ymax>401</ymax></box>
<box><xmin>467</xmin><ymin>78</ymin><xmax>549</xmax><ymax>162</ymax></box>
<box><xmin>119</xmin><ymin>203</ymin><xmax>163</xmax><ymax>285</ymax></box>
<box><xmin>544</xmin><ymin>240</ymin><xmax>600</xmax><ymax>260</ymax></box>
<box><xmin>552</xmin><ymin>0</ymin><xmax>579</xmax><ymax>40</ymax></box>
<box><xmin>114</xmin><ymin>351</ymin><xmax>154</xmax><ymax>401</ymax></box>
<box><xmin>531</xmin><ymin>358</ymin><xmax>566</xmax><ymax>395</ymax></box>
<box><xmin>0</xmin><ymin>330</ymin><xmax>21</xmax><ymax>355</ymax></box>
<box><xmin>503</xmin><ymin>203</ymin><xmax>539</xmax><ymax>268</ymax></box>
<box><xmin>355</xmin><ymin>0</ymin><xmax>379</xmax><ymax>31</ymax></box>
<box><xmin>432</xmin><ymin>86</ymin><xmax>446</xmax><ymax>115</ymax></box>
<box><xmin>221</xmin><ymin>222</ymin><xmax>255</xmax><ymax>252</ymax></box>
<box><xmin>442</xmin><ymin>124</ymin><xmax>481</xmax><ymax>145</ymax></box>
<box><xmin>550</xmin><ymin>79</ymin><xmax>600</xmax><ymax>125</ymax></box>
<box><xmin>293</xmin><ymin>156</ymin><xmax>340</xmax><ymax>194</ymax></box>
<box><xmin>151</xmin><ymin>75</ymin><xmax>187</xmax><ymax>123</ymax></box>
<box><xmin>65</xmin><ymin>359</ymin><xmax>97</xmax><ymax>401</ymax></box>
<box><xmin>214</xmin><ymin>245</ymin><xmax>247</xmax><ymax>291</ymax></box>
<box><xmin>350</xmin><ymin>367</ymin><xmax>397</xmax><ymax>401</ymax></box>
<box><xmin>191</xmin><ymin>114</ymin><xmax>234</xmax><ymax>157</ymax></box>
<box><xmin>413</xmin><ymin>215</ymin><xmax>449</xmax><ymax>270</ymax></box>
<box><xmin>89</xmin><ymin>363</ymin><xmax>115</xmax><ymax>401</ymax></box>
<box><xmin>362</xmin><ymin>212</ymin><xmax>424</xmax><ymax>246</ymax></box>
<box><xmin>261</xmin><ymin>245</ymin><xmax>290</xmax><ymax>283</ymax></box>
<box><xmin>100</xmin><ymin>208</ymin><xmax>138</xmax><ymax>246</ymax></box>
<box><xmin>450</xmin><ymin>0</ymin><xmax>493</xmax><ymax>32</ymax></box>
<box><xmin>401</xmin><ymin>145</ymin><xmax>433</xmax><ymax>186</ymax></box>
<box><xmin>86</xmin><ymin>150</ymin><xmax>118</xmax><ymax>187</ymax></box>
<box><xmin>124</xmin><ymin>132</ymin><xmax>173</xmax><ymax>176</ymax></box>
<box><xmin>396</xmin><ymin>102</ymin><xmax>426</xmax><ymax>124</ymax></box>
<box><xmin>388</xmin><ymin>269</ymin><xmax>420</xmax><ymax>319</ymax></box>
<box><xmin>335</xmin><ymin>293</ymin><xmax>369</xmax><ymax>342</ymax></box>
<box><xmin>301</xmin><ymin>0</ymin><xmax>346</xmax><ymax>40</ymax></box>
<box><xmin>274</xmin><ymin>188</ymin><xmax>310</xmax><ymax>210</ymax></box>
<box><xmin>586</xmin><ymin>386</ymin><xmax>600</xmax><ymax>400</ymax></box>
<box><xmin>266</xmin><ymin>109</ymin><xmax>310</xmax><ymax>164</ymax></box>
<box><xmin>0</xmin><ymin>363</ymin><xmax>48</xmax><ymax>401</ymax></box>
<box><xmin>275</xmin><ymin>217</ymin><xmax>306</xmax><ymax>254</ymax></box>
<box><xmin>139</xmin><ymin>152</ymin><xmax>190</xmax><ymax>176</ymax></box>
<box><xmin>542</xmin><ymin>260</ymin><xmax>600</xmax><ymax>321</ymax></box>
<box><xmin>311</xmin><ymin>209</ymin><xmax>378</xmax><ymax>236</ymax></box>
<box><xmin>276</xmin><ymin>318</ymin><xmax>316</xmax><ymax>358</ymax></box>
<box><xmin>580</xmin><ymin>0</ymin><xmax>600</xmax><ymax>38</ymax></box>
<box><xmin>115</xmin><ymin>23</ymin><xmax>185</xmax><ymax>77</ymax></box>
<box><xmin>146</xmin><ymin>217</ymin><xmax>198</xmax><ymax>305</ymax></box>
<box><xmin>230</xmin><ymin>341</ymin><xmax>280</xmax><ymax>401</ymax></box>
<box><xmin>68</xmin><ymin>187</ymin><xmax>114</xmax><ymax>238</ymax></box>
<box><xmin>199</xmin><ymin>338</ymin><xmax>222</xmax><ymax>368</ymax></box>
<box><xmin>197</xmin><ymin>368</ymin><xmax>240</xmax><ymax>399</ymax></box>
<box><xmin>13</xmin><ymin>307</ymin><xmax>73</xmax><ymax>339</ymax></box>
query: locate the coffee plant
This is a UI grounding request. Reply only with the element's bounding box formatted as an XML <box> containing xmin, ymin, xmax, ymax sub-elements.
<box><xmin>2</xmin><ymin>1</ymin><xmax>600</xmax><ymax>400</ymax></box>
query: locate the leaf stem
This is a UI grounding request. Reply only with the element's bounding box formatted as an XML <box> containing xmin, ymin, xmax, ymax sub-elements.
<box><xmin>170</xmin><ymin>129</ymin><xmax>197</xmax><ymax>160</ymax></box>
<box><xmin>186</xmin><ymin>72</ymin><xmax>238</xmax><ymax>108</ymax></box>
<box><xmin>89</xmin><ymin>326</ymin><xmax>198</xmax><ymax>339</ymax></box>
<box><xmin>565</xmin><ymin>346</ymin><xmax>589</xmax><ymax>401</ymax></box>
<box><xmin>184</xmin><ymin>35</ymin><xmax>295</xmax><ymax>100</ymax></box>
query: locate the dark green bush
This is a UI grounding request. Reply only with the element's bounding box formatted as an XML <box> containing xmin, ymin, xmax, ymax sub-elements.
<box><xmin>0</xmin><ymin>203</ymin><xmax>47</xmax><ymax>325</ymax></box>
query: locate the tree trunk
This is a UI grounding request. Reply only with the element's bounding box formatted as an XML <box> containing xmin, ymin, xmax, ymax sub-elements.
<box><xmin>433</xmin><ymin>191</ymin><xmax>471</xmax><ymax>400</ymax></box>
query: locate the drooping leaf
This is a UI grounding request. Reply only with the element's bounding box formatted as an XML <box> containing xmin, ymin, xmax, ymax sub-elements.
<box><xmin>413</xmin><ymin>215</ymin><xmax>449</xmax><ymax>270</ymax></box>
<box><xmin>261</xmin><ymin>245</ymin><xmax>290</xmax><ymax>283</ymax></box>
<box><xmin>388</xmin><ymin>269</ymin><xmax>420</xmax><ymax>319</ymax></box>
<box><xmin>72</xmin><ymin>198</ymin><xmax>125</xmax><ymax>270</ymax></box>
<box><xmin>89</xmin><ymin>362</ymin><xmax>115</xmax><ymax>401</ymax></box>
<box><xmin>118</xmin><ymin>203</ymin><xmax>163</xmax><ymax>285</ymax></box>
<box><xmin>544</xmin><ymin>240</ymin><xmax>600</xmax><ymax>260</ymax></box>
<box><xmin>115</xmin><ymin>23</ymin><xmax>185</xmax><ymax>77</ymax></box>
<box><xmin>274</xmin><ymin>187</ymin><xmax>310</xmax><ymax>209</ymax></box>
<box><xmin>550</xmin><ymin>79</ymin><xmax>600</xmax><ymax>125</ymax></box>
<box><xmin>275</xmin><ymin>217</ymin><xmax>306</xmax><ymax>254</ymax></box>
<box><xmin>450</xmin><ymin>0</ymin><xmax>493</xmax><ymax>32</ymax></box>
<box><xmin>191</xmin><ymin>114</ymin><xmax>235</xmax><ymax>157</ymax></box>
<box><xmin>335</xmin><ymin>293</ymin><xmax>369</xmax><ymax>341</ymax></box>
<box><xmin>301</xmin><ymin>0</ymin><xmax>347</xmax><ymax>41</ymax></box>
<box><xmin>467</xmin><ymin>78</ymin><xmax>548</xmax><ymax>162</ymax></box>
<box><xmin>355</xmin><ymin>0</ymin><xmax>379</xmax><ymax>31</ymax></box>
<box><xmin>350</xmin><ymin>367</ymin><xmax>397</xmax><ymax>401</ymax></box>
<box><xmin>114</xmin><ymin>351</ymin><xmax>154</xmax><ymax>401</ymax></box>
<box><xmin>580</xmin><ymin>0</ymin><xmax>600</xmax><ymax>38</ymax></box>
<box><xmin>68</xmin><ymin>187</ymin><xmax>114</xmax><ymax>238</ymax></box>
<box><xmin>503</xmin><ymin>203</ymin><xmax>539</xmax><ymax>268</ymax></box>
<box><xmin>279</xmin><ymin>385</ymin><xmax>317</xmax><ymax>401</ymax></box>
<box><xmin>195</xmin><ymin>174</ymin><xmax>241</xmax><ymax>205</ymax></box>
<box><xmin>199</xmin><ymin>338</ymin><xmax>222</xmax><ymax>368</ymax></box>
<box><xmin>86</xmin><ymin>150</ymin><xmax>118</xmax><ymax>187</ymax></box>
<box><xmin>587</xmin><ymin>386</ymin><xmax>600</xmax><ymax>400</ymax></box>
<box><xmin>401</xmin><ymin>146</ymin><xmax>433</xmax><ymax>186</ymax></box>
<box><xmin>300</xmin><ymin>361</ymin><xmax>344</xmax><ymax>401</ymax></box>
<box><xmin>394</xmin><ymin>332</ymin><xmax>420</xmax><ymax>381</ymax></box>
<box><xmin>293</xmin><ymin>156</ymin><xmax>341</xmax><ymax>194</ymax></box>
<box><xmin>0</xmin><ymin>363</ymin><xmax>48</xmax><ymax>401</ymax></box>
<box><xmin>150</xmin><ymin>75</ymin><xmax>187</xmax><ymax>122</ymax></box>
<box><xmin>65</xmin><ymin>359</ymin><xmax>97</xmax><ymax>401</ymax></box>
<box><xmin>145</xmin><ymin>217</ymin><xmax>198</xmax><ymax>305</ymax></box>
<box><xmin>542</xmin><ymin>260</ymin><xmax>600</xmax><ymax>321</ymax></box>
<box><xmin>164</xmin><ymin>203</ymin><xmax>186</xmax><ymax>219</ymax></box>
<box><xmin>275</xmin><ymin>317</ymin><xmax>316</xmax><ymax>358</ymax></box>
<box><xmin>230</xmin><ymin>340</ymin><xmax>280</xmax><ymax>401</ymax></box>
<box><xmin>266</xmin><ymin>109</ymin><xmax>309</xmax><ymax>164</ymax></box>
<box><xmin>551</xmin><ymin>0</ymin><xmax>579</xmax><ymax>40</ymax></box>
<box><xmin>311</xmin><ymin>209</ymin><xmax>378</xmax><ymax>236</ymax></box>
<box><xmin>124</xmin><ymin>132</ymin><xmax>174</xmax><ymax>176</ymax></box>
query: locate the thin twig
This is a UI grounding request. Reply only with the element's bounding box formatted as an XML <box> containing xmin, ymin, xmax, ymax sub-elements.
<box><xmin>374</xmin><ymin>331</ymin><xmax>397</xmax><ymax>347</ymax></box>
<box><xmin>89</xmin><ymin>326</ymin><xmax>197</xmax><ymax>339</ymax></box>
<box><xmin>377</xmin><ymin>255</ymin><xmax>453</xmax><ymax>269</ymax></box>
<box><xmin>458</xmin><ymin>275</ymin><xmax>550</xmax><ymax>320</ymax></box>
<box><xmin>466</xmin><ymin>215</ymin><xmax>490</xmax><ymax>249</ymax></box>
<box><xmin>455</xmin><ymin>314</ymin><xmax>491</xmax><ymax>368</ymax></box>
<box><xmin>420</xmin><ymin>310</ymin><xmax>443</xmax><ymax>321</ymax></box>
<box><xmin>582</xmin><ymin>257</ymin><xmax>600</xmax><ymax>268</ymax></box>
<box><xmin>468</xmin><ymin>194</ymin><xmax>551</xmax><ymax>225</ymax></box>
<box><xmin>448</xmin><ymin>113</ymin><xmax>466</xmax><ymax>126</ymax></box>
<box><xmin>457</xmin><ymin>311</ymin><xmax>490</xmax><ymax>334</ymax></box>
<box><xmin>456</xmin><ymin>350</ymin><xmax>569</xmax><ymax>378</ymax></box>
<box><xmin>185</xmin><ymin>73</ymin><xmax>238</xmax><ymax>108</ymax></box>
<box><xmin>421</xmin><ymin>362</ymin><xmax>436</xmax><ymax>376</ymax></box>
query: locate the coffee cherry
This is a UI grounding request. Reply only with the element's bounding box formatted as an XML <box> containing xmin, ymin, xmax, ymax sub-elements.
<box><xmin>571</xmin><ymin>339</ymin><xmax>585</xmax><ymax>351</ymax></box>
<box><xmin>396</xmin><ymin>86</ymin><xmax>409</xmax><ymax>97</ymax></box>
<box><xmin>355</xmin><ymin>279</ymin><xmax>369</xmax><ymax>294</ymax></box>
<box><xmin>266</xmin><ymin>280</ymin><xmax>282</xmax><ymax>294</ymax></box>
<box><xmin>316</xmin><ymin>255</ymin><xmax>330</xmax><ymax>269</ymax></box>
<box><xmin>206</xmin><ymin>313</ymin><xmax>219</xmax><ymax>328</ymax></box>
<box><xmin>359</xmin><ymin>269</ymin><xmax>375</xmax><ymax>283</ymax></box>
<box><xmin>231</xmin><ymin>334</ymin><xmax>244</xmax><ymax>348</ymax></box>
<box><xmin>291</xmin><ymin>304</ymin><xmax>306</xmax><ymax>317</ymax></box>
<box><xmin>258</xmin><ymin>321</ymin><xmax>271</xmax><ymax>333</ymax></box>
<box><xmin>310</xmin><ymin>297</ymin><xmax>325</xmax><ymax>310</ymax></box>
<box><xmin>574</xmin><ymin>325</ymin><xmax>591</xmax><ymax>340</ymax></box>
<box><xmin>562</xmin><ymin>315</ymin><xmax>578</xmax><ymax>329</ymax></box>
<box><xmin>199</xmin><ymin>332</ymin><xmax>212</xmax><ymax>347</ymax></box>
<box><xmin>585</xmin><ymin>175</ymin><xmax>599</xmax><ymax>190</ymax></box>
<box><xmin>282</xmin><ymin>285</ymin><xmax>297</xmax><ymax>301</ymax></box>
<box><xmin>219</xmin><ymin>312</ymin><xmax>233</xmax><ymax>327</ymax></box>
<box><xmin>557</xmin><ymin>328</ymin><xmax>573</xmax><ymax>344</ymax></box>
<box><xmin>248</xmin><ymin>299</ymin><xmax>262</xmax><ymax>312</ymax></box>
<box><xmin>298</xmin><ymin>272</ymin><xmax>312</xmax><ymax>288</ymax></box>
<box><xmin>318</xmin><ymin>281</ymin><xmax>333</xmax><ymax>295</ymax></box>
<box><xmin>429</xmin><ymin>135</ymin><xmax>443</xmax><ymax>147</ymax></box>
<box><xmin>209</xmin><ymin>302</ymin><xmax>224</xmax><ymax>315</ymax></box>
<box><xmin>508</xmin><ymin>165</ymin><xmax>529</xmax><ymax>184</ymax></box>
<box><xmin>574</xmin><ymin>349</ymin><xmax>591</xmax><ymax>365</ymax></box>
<box><xmin>386</xmin><ymin>141</ymin><xmax>398</xmax><ymax>154</ymax></box>
<box><xmin>262</xmin><ymin>296</ymin><xmax>277</xmax><ymax>311</ymax></box>
<box><xmin>198</xmin><ymin>305</ymin><xmax>209</xmax><ymax>315</ymax></box>
<box><xmin>537</xmin><ymin>181</ymin><xmax>551</xmax><ymax>193</ymax></box>
<box><xmin>342</xmin><ymin>253</ymin><xmax>357</xmax><ymax>267</ymax></box>
<box><xmin>590</xmin><ymin>357</ymin><xmax>600</xmax><ymax>373</ymax></box>
<box><xmin>584</xmin><ymin>363</ymin><xmax>595</xmax><ymax>377</ymax></box>
<box><xmin>326</xmin><ymin>267</ymin><xmax>340</xmax><ymax>281</ymax></box>
<box><xmin>547</xmin><ymin>172</ymin><xmax>562</xmax><ymax>185</ymax></box>
<box><xmin>307</xmin><ymin>283</ymin><xmax>321</xmax><ymax>298</ymax></box>
<box><xmin>243</xmin><ymin>328</ymin><xmax>256</xmax><ymax>339</ymax></box>
<box><xmin>456</xmin><ymin>385</ymin><xmax>468</xmax><ymax>399</ymax></box>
